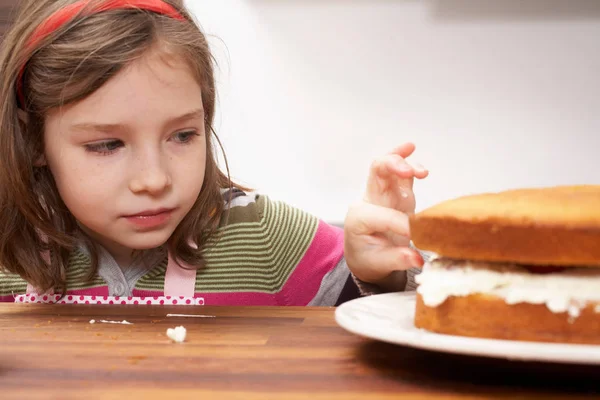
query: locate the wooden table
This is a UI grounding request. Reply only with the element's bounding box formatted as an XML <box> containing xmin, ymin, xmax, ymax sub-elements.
<box><xmin>0</xmin><ymin>304</ymin><xmax>598</xmax><ymax>399</ymax></box>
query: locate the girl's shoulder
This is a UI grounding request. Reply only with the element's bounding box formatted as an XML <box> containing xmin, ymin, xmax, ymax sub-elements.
<box><xmin>220</xmin><ymin>189</ymin><xmax>318</xmax><ymax>229</ymax></box>
<box><xmin>220</xmin><ymin>188</ymin><xmax>266</xmax><ymax>227</ymax></box>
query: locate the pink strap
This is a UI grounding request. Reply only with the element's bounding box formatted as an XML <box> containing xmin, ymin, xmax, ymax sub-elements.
<box><xmin>164</xmin><ymin>253</ymin><xmax>197</xmax><ymax>298</ymax></box>
<box><xmin>26</xmin><ymin>283</ymin><xmax>37</xmax><ymax>295</ymax></box>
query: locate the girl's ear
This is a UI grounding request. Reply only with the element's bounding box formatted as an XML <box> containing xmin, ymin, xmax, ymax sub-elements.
<box><xmin>18</xmin><ymin>109</ymin><xmax>47</xmax><ymax>167</ymax></box>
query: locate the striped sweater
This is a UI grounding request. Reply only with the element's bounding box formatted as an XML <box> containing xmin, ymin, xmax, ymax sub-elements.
<box><xmin>0</xmin><ymin>191</ymin><xmax>421</xmax><ymax>305</ymax></box>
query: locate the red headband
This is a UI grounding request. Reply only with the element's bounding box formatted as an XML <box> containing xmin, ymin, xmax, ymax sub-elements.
<box><xmin>16</xmin><ymin>0</ymin><xmax>185</xmax><ymax>108</ymax></box>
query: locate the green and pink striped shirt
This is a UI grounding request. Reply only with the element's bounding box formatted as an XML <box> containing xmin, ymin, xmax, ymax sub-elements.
<box><xmin>0</xmin><ymin>191</ymin><xmax>361</xmax><ymax>306</ymax></box>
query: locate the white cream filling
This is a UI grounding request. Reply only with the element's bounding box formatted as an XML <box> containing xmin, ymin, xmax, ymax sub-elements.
<box><xmin>415</xmin><ymin>258</ymin><xmax>600</xmax><ymax>318</ymax></box>
<box><xmin>166</xmin><ymin>326</ymin><xmax>187</xmax><ymax>343</ymax></box>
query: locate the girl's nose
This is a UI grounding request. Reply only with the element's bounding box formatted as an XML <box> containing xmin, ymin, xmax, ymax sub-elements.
<box><xmin>128</xmin><ymin>150</ymin><xmax>172</xmax><ymax>195</ymax></box>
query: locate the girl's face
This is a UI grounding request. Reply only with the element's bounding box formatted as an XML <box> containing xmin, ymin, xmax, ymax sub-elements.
<box><xmin>43</xmin><ymin>48</ymin><xmax>206</xmax><ymax>263</ymax></box>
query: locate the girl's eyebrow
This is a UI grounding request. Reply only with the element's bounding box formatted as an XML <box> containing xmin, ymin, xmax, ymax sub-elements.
<box><xmin>165</xmin><ymin>108</ymin><xmax>205</xmax><ymax>129</ymax></box>
<box><xmin>69</xmin><ymin>108</ymin><xmax>205</xmax><ymax>133</ymax></box>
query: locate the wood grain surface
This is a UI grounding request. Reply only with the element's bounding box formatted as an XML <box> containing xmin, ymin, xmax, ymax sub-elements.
<box><xmin>0</xmin><ymin>304</ymin><xmax>599</xmax><ymax>399</ymax></box>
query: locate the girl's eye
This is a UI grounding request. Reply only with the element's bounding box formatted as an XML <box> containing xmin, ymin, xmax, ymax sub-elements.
<box><xmin>84</xmin><ymin>140</ymin><xmax>123</xmax><ymax>155</ymax></box>
<box><xmin>172</xmin><ymin>130</ymin><xmax>199</xmax><ymax>144</ymax></box>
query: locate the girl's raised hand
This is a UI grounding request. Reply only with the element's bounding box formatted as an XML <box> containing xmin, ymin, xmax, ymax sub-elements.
<box><xmin>344</xmin><ymin>142</ymin><xmax>428</xmax><ymax>287</ymax></box>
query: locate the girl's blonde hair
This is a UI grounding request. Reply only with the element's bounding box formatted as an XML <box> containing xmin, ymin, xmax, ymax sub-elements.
<box><xmin>0</xmin><ymin>0</ymin><xmax>245</xmax><ymax>293</ymax></box>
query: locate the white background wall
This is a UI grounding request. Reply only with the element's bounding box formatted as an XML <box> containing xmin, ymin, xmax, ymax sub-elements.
<box><xmin>185</xmin><ymin>0</ymin><xmax>600</xmax><ymax>224</ymax></box>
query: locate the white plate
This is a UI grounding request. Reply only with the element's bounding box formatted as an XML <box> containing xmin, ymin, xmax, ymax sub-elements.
<box><xmin>335</xmin><ymin>292</ymin><xmax>600</xmax><ymax>365</ymax></box>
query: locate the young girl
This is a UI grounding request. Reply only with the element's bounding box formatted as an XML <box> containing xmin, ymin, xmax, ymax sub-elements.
<box><xmin>0</xmin><ymin>0</ymin><xmax>428</xmax><ymax>306</ymax></box>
